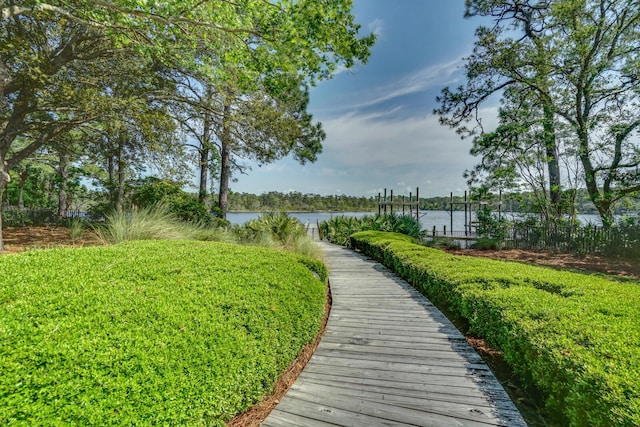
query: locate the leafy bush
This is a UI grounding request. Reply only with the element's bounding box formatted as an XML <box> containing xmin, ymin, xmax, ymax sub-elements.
<box><xmin>231</xmin><ymin>212</ymin><xmax>321</xmax><ymax>259</ymax></box>
<box><xmin>0</xmin><ymin>240</ymin><xmax>326</xmax><ymax>425</ymax></box>
<box><xmin>165</xmin><ymin>192</ymin><xmax>214</xmax><ymax>224</ymax></box>
<box><xmin>238</xmin><ymin>212</ymin><xmax>305</xmax><ymax>246</ymax></box>
<box><xmin>475</xmin><ymin>204</ymin><xmax>508</xmax><ymax>244</ymax></box>
<box><xmin>350</xmin><ymin>231</ymin><xmax>640</xmax><ymax>427</ymax></box>
<box><xmin>2</xmin><ymin>208</ymin><xmax>34</xmax><ymax>227</ymax></box>
<box><xmin>130</xmin><ymin>177</ymin><xmax>182</xmax><ymax>207</ymax></box>
<box><xmin>423</xmin><ymin>236</ymin><xmax>461</xmax><ymax>250</ymax></box>
<box><xmin>470</xmin><ymin>237</ymin><xmax>499</xmax><ymax>250</ymax></box>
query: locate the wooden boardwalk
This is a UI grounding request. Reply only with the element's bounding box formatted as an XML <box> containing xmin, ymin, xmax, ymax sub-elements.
<box><xmin>262</xmin><ymin>242</ymin><xmax>527</xmax><ymax>427</ymax></box>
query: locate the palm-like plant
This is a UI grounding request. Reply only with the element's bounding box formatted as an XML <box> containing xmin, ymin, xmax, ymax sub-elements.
<box><xmin>319</xmin><ymin>213</ymin><xmax>421</xmax><ymax>246</ymax></box>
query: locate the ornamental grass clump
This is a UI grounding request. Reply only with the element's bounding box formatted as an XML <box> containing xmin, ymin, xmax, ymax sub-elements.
<box><xmin>93</xmin><ymin>204</ymin><xmax>222</xmax><ymax>244</ymax></box>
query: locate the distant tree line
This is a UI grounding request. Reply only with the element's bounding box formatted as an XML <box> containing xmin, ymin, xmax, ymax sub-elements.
<box><xmin>223</xmin><ymin>189</ymin><xmax>640</xmax><ymax>215</ymax></box>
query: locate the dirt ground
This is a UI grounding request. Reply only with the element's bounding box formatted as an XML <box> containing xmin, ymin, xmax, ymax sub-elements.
<box><xmin>0</xmin><ymin>226</ymin><xmax>102</xmax><ymax>253</ymax></box>
<box><xmin>446</xmin><ymin>247</ymin><xmax>640</xmax><ymax>278</ymax></box>
<box><xmin>2</xmin><ymin>227</ymin><xmax>637</xmax><ymax>425</ymax></box>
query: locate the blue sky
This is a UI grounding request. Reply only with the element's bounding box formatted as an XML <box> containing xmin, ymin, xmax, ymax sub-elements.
<box><xmin>230</xmin><ymin>1</ymin><xmax>498</xmax><ymax>198</ymax></box>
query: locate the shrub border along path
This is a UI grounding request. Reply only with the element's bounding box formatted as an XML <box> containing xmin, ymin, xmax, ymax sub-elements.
<box><xmin>349</xmin><ymin>231</ymin><xmax>640</xmax><ymax>426</ymax></box>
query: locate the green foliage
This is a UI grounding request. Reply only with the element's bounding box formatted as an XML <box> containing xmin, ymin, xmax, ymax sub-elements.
<box><xmin>66</xmin><ymin>218</ymin><xmax>86</xmax><ymax>241</ymax></box>
<box><xmin>241</xmin><ymin>212</ymin><xmax>305</xmax><ymax>246</ymax></box>
<box><xmin>130</xmin><ymin>177</ymin><xmax>214</xmax><ymax>224</ymax></box>
<box><xmin>165</xmin><ymin>192</ymin><xmax>213</xmax><ymax>224</ymax></box>
<box><xmin>130</xmin><ymin>177</ymin><xmax>183</xmax><ymax>207</ymax></box>
<box><xmin>469</xmin><ymin>238</ymin><xmax>499</xmax><ymax>250</ymax></box>
<box><xmin>227</xmin><ymin>191</ymin><xmax>378</xmax><ymax>212</ymax></box>
<box><xmin>0</xmin><ymin>240</ymin><xmax>326</xmax><ymax>425</ymax></box>
<box><xmin>1</xmin><ymin>209</ymin><xmax>33</xmax><ymax>227</ymax></box>
<box><xmin>93</xmin><ymin>207</ymin><xmax>321</xmax><ymax>260</ymax></box>
<box><xmin>319</xmin><ymin>213</ymin><xmax>421</xmax><ymax>246</ymax></box>
<box><xmin>350</xmin><ymin>231</ymin><xmax>640</xmax><ymax>426</ymax></box>
<box><xmin>422</xmin><ymin>237</ymin><xmax>461</xmax><ymax>250</ymax></box>
<box><xmin>475</xmin><ymin>205</ymin><xmax>508</xmax><ymax>246</ymax></box>
<box><xmin>232</xmin><ymin>212</ymin><xmax>321</xmax><ymax>259</ymax></box>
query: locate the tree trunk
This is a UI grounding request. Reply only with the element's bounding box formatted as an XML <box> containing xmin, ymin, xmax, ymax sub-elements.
<box><xmin>199</xmin><ymin>108</ymin><xmax>211</xmax><ymax>206</ymax></box>
<box><xmin>107</xmin><ymin>154</ymin><xmax>116</xmax><ymax>208</ymax></box>
<box><xmin>542</xmin><ymin>102</ymin><xmax>562</xmax><ymax>218</ymax></box>
<box><xmin>0</xmin><ymin>160</ymin><xmax>10</xmax><ymax>251</ymax></box>
<box><xmin>199</xmin><ymin>89</ymin><xmax>213</xmax><ymax>205</ymax></box>
<box><xmin>199</xmin><ymin>144</ymin><xmax>209</xmax><ymax>205</ymax></box>
<box><xmin>47</xmin><ymin>180</ymin><xmax>54</xmax><ymax>207</ymax></box>
<box><xmin>18</xmin><ymin>170</ymin><xmax>27</xmax><ymax>209</ymax></box>
<box><xmin>117</xmin><ymin>138</ymin><xmax>126</xmax><ymax>213</ymax></box>
<box><xmin>577</xmin><ymin>127</ymin><xmax>615</xmax><ymax>228</ymax></box>
<box><xmin>58</xmin><ymin>150</ymin><xmax>69</xmax><ymax>219</ymax></box>
<box><xmin>217</xmin><ymin>102</ymin><xmax>232</xmax><ymax>220</ymax></box>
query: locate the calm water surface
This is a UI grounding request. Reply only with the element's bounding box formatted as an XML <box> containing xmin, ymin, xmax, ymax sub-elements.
<box><xmin>227</xmin><ymin>210</ymin><xmax>605</xmax><ymax>231</ymax></box>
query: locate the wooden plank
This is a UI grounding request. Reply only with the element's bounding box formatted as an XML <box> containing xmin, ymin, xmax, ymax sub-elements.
<box><xmin>277</xmin><ymin>389</ymin><xmax>505</xmax><ymax>427</ymax></box>
<box><xmin>261</xmin><ymin>242</ymin><xmax>526</xmax><ymax>426</ymax></box>
<box><xmin>306</xmin><ymin>354</ymin><xmax>495</xmax><ymax>377</ymax></box>
<box><xmin>301</xmin><ymin>363</ymin><xmax>508</xmax><ymax>393</ymax></box>
<box><xmin>321</xmin><ymin>335</ymin><xmax>473</xmax><ymax>353</ymax></box>
<box><xmin>261</xmin><ymin>410</ymin><xmax>340</xmax><ymax>427</ymax></box>
<box><xmin>296</xmin><ymin>371</ymin><xmax>515</xmax><ymax>405</ymax></box>
<box><xmin>324</xmin><ymin>325</ymin><xmax>465</xmax><ymax>340</ymax></box>
<box><xmin>316</xmin><ymin>341</ymin><xmax>486</xmax><ymax>364</ymax></box>
<box><xmin>286</xmin><ymin>382</ymin><xmax>524</xmax><ymax>424</ymax></box>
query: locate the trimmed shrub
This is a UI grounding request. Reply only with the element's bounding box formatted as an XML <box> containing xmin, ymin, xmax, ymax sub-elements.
<box><xmin>0</xmin><ymin>240</ymin><xmax>326</xmax><ymax>425</ymax></box>
<box><xmin>350</xmin><ymin>231</ymin><xmax>640</xmax><ymax>427</ymax></box>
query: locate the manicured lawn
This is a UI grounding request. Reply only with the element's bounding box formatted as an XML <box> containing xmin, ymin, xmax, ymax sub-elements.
<box><xmin>0</xmin><ymin>240</ymin><xmax>326</xmax><ymax>426</ymax></box>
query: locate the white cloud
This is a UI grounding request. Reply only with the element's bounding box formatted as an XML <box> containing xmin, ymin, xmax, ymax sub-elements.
<box><xmin>368</xmin><ymin>18</ymin><xmax>384</xmax><ymax>37</ymax></box>
<box><xmin>348</xmin><ymin>58</ymin><xmax>463</xmax><ymax>110</ymax></box>
<box><xmin>309</xmin><ymin>106</ymin><xmax>500</xmax><ymax>195</ymax></box>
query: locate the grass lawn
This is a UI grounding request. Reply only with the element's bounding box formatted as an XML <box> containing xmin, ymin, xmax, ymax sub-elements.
<box><xmin>0</xmin><ymin>240</ymin><xmax>326</xmax><ymax>426</ymax></box>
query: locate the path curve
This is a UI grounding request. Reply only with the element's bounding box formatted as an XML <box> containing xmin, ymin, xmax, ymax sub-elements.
<box><xmin>262</xmin><ymin>242</ymin><xmax>527</xmax><ymax>427</ymax></box>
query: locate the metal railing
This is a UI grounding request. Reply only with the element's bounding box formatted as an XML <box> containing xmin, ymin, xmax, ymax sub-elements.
<box><xmin>1</xmin><ymin>207</ymin><xmax>87</xmax><ymax>226</ymax></box>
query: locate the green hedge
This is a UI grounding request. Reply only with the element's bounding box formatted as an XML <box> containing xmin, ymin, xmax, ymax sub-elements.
<box><xmin>350</xmin><ymin>231</ymin><xmax>640</xmax><ymax>426</ymax></box>
<box><xmin>1</xmin><ymin>241</ymin><xmax>327</xmax><ymax>426</ymax></box>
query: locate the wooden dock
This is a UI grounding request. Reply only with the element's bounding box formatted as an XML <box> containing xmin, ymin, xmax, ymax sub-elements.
<box><xmin>262</xmin><ymin>242</ymin><xmax>527</xmax><ymax>426</ymax></box>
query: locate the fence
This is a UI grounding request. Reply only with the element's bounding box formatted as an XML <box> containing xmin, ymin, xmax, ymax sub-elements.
<box><xmin>1</xmin><ymin>207</ymin><xmax>87</xmax><ymax>227</ymax></box>
<box><xmin>422</xmin><ymin>220</ymin><xmax>640</xmax><ymax>259</ymax></box>
<box><xmin>503</xmin><ymin>223</ymin><xmax>640</xmax><ymax>258</ymax></box>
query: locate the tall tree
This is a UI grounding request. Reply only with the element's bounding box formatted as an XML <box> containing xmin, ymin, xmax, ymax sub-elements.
<box><xmin>0</xmin><ymin>0</ymin><xmax>373</xmax><ymax>249</ymax></box>
<box><xmin>437</xmin><ymin>0</ymin><xmax>640</xmax><ymax>227</ymax></box>
<box><xmin>212</xmin><ymin>77</ymin><xmax>325</xmax><ymax>219</ymax></box>
<box><xmin>436</xmin><ymin>0</ymin><xmax>564</xmax><ymax>218</ymax></box>
<box><xmin>465</xmin><ymin>84</ymin><xmax>574</xmax><ymax>221</ymax></box>
<box><xmin>550</xmin><ymin>0</ymin><xmax>640</xmax><ymax>227</ymax></box>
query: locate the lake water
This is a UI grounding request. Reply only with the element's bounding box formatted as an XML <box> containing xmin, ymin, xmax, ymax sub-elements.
<box><xmin>227</xmin><ymin>210</ymin><xmax>605</xmax><ymax>231</ymax></box>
